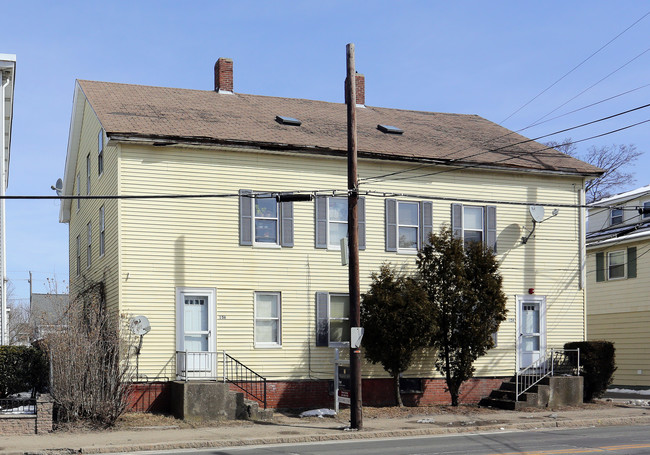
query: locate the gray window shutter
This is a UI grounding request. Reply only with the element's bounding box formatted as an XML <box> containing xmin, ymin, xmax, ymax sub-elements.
<box><xmin>280</xmin><ymin>201</ymin><xmax>294</xmax><ymax>247</ymax></box>
<box><xmin>627</xmin><ymin>246</ymin><xmax>637</xmax><ymax>279</ymax></box>
<box><xmin>420</xmin><ymin>201</ymin><xmax>433</xmax><ymax>248</ymax></box>
<box><xmin>485</xmin><ymin>205</ymin><xmax>497</xmax><ymax>252</ymax></box>
<box><xmin>358</xmin><ymin>197</ymin><xmax>366</xmax><ymax>251</ymax></box>
<box><xmin>386</xmin><ymin>199</ymin><xmax>397</xmax><ymax>252</ymax></box>
<box><xmin>595</xmin><ymin>252</ymin><xmax>605</xmax><ymax>282</ymax></box>
<box><xmin>239</xmin><ymin>189</ymin><xmax>253</xmax><ymax>246</ymax></box>
<box><xmin>315</xmin><ymin>197</ymin><xmax>328</xmax><ymax>249</ymax></box>
<box><xmin>316</xmin><ymin>292</ymin><xmax>329</xmax><ymax>347</ymax></box>
<box><xmin>451</xmin><ymin>203</ymin><xmax>463</xmax><ymax>239</ymax></box>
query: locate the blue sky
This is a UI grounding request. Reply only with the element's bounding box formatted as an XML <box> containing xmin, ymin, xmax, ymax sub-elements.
<box><xmin>3</xmin><ymin>1</ymin><xmax>650</xmax><ymax>303</ymax></box>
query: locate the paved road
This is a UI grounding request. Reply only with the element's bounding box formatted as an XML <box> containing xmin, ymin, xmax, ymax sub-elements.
<box><xmin>122</xmin><ymin>425</ymin><xmax>650</xmax><ymax>455</ymax></box>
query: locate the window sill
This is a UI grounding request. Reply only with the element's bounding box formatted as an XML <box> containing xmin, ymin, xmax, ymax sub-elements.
<box><xmin>396</xmin><ymin>249</ymin><xmax>418</xmax><ymax>255</ymax></box>
<box><xmin>255</xmin><ymin>344</ymin><xmax>282</xmax><ymax>349</ymax></box>
<box><xmin>253</xmin><ymin>243</ymin><xmax>282</xmax><ymax>249</ymax></box>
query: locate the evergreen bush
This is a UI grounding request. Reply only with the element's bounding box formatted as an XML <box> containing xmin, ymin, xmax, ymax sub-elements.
<box><xmin>0</xmin><ymin>345</ymin><xmax>48</xmax><ymax>398</ymax></box>
<box><xmin>564</xmin><ymin>340</ymin><xmax>616</xmax><ymax>402</ymax></box>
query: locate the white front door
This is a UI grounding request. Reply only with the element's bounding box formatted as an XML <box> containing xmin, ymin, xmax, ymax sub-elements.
<box><xmin>517</xmin><ymin>295</ymin><xmax>546</xmax><ymax>370</ymax></box>
<box><xmin>177</xmin><ymin>288</ymin><xmax>216</xmax><ymax>378</ymax></box>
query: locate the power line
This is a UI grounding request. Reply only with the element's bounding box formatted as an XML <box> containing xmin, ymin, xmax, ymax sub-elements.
<box><xmin>363</xmin><ymin>117</ymin><xmax>650</xmax><ymax>184</ymax></box>
<box><xmin>360</xmin><ymin>103</ymin><xmax>650</xmax><ymax>184</ymax></box>
<box><xmin>531</xmin><ymin>46</ymin><xmax>650</xmax><ymax>126</ymax></box>
<box><xmin>500</xmin><ymin>9</ymin><xmax>650</xmax><ymax>124</ymax></box>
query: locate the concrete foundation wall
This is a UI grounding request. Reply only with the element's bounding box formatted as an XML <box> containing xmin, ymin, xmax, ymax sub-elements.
<box><xmin>548</xmin><ymin>376</ymin><xmax>583</xmax><ymax>407</ymax></box>
<box><xmin>170</xmin><ymin>382</ymin><xmax>241</xmax><ymax>420</ymax></box>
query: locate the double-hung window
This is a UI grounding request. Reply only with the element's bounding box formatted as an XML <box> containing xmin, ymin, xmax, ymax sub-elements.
<box><xmin>315</xmin><ymin>196</ymin><xmax>366</xmax><ymax>250</ymax></box>
<box><xmin>99</xmin><ymin>206</ymin><xmax>105</xmax><ymax>257</ymax></box>
<box><xmin>607</xmin><ymin>250</ymin><xmax>625</xmax><ymax>279</ymax></box>
<box><xmin>98</xmin><ymin>129</ymin><xmax>104</xmax><ymax>176</ymax></box>
<box><xmin>254</xmin><ymin>292</ymin><xmax>281</xmax><ymax>347</ymax></box>
<box><xmin>86</xmin><ymin>154</ymin><xmax>91</xmax><ymax>195</ymax></box>
<box><xmin>239</xmin><ymin>190</ymin><xmax>293</xmax><ymax>247</ymax></box>
<box><xmin>451</xmin><ymin>203</ymin><xmax>497</xmax><ymax>251</ymax></box>
<box><xmin>87</xmin><ymin>222</ymin><xmax>92</xmax><ymax>269</ymax></box>
<box><xmin>76</xmin><ymin>235</ymin><xmax>81</xmax><ymax>277</ymax></box>
<box><xmin>385</xmin><ymin>199</ymin><xmax>432</xmax><ymax>252</ymax></box>
<box><xmin>610</xmin><ymin>208</ymin><xmax>623</xmax><ymax>225</ymax></box>
<box><xmin>596</xmin><ymin>247</ymin><xmax>637</xmax><ymax>282</ymax></box>
<box><xmin>315</xmin><ymin>292</ymin><xmax>350</xmax><ymax>347</ymax></box>
<box><xmin>76</xmin><ymin>173</ymin><xmax>81</xmax><ymax>211</ymax></box>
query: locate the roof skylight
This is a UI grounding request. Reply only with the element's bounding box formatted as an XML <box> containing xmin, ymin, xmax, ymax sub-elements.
<box><xmin>276</xmin><ymin>115</ymin><xmax>302</xmax><ymax>126</ymax></box>
<box><xmin>377</xmin><ymin>124</ymin><xmax>403</xmax><ymax>134</ymax></box>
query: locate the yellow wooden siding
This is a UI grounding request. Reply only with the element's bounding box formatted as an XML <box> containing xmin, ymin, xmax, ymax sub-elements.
<box><xmin>586</xmin><ymin>239</ymin><xmax>650</xmax><ymax>315</ymax></box>
<box><xmin>588</xmin><ymin>310</ymin><xmax>650</xmax><ymax>386</ymax></box>
<box><xmin>116</xmin><ymin>144</ymin><xmax>586</xmax><ymax>381</ymax></box>
<box><xmin>67</xmin><ymin>101</ymin><xmax>120</xmax><ymax>317</ymax></box>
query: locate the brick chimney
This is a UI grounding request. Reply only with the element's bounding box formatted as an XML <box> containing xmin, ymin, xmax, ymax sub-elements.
<box><xmin>214</xmin><ymin>58</ymin><xmax>233</xmax><ymax>93</ymax></box>
<box><xmin>345</xmin><ymin>72</ymin><xmax>365</xmax><ymax>106</ymax></box>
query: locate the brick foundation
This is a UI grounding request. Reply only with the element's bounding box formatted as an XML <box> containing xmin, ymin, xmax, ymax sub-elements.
<box><xmin>127</xmin><ymin>382</ymin><xmax>171</xmax><ymax>413</ymax></box>
<box><xmin>129</xmin><ymin>377</ymin><xmax>506</xmax><ymax>412</ymax></box>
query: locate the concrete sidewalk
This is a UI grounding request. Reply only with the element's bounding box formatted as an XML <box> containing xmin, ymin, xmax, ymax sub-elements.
<box><xmin>2</xmin><ymin>400</ymin><xmax>650</xmax><ymax>455</ymax></box>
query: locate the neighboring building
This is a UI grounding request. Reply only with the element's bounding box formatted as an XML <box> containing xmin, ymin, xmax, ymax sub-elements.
<box><xmin>0</xmin><ymin>54</ymin><xmax>15</xmax><ymax>345</ymax></box>
<box><xmin>30</xmin><ymin>292</ymin><xmax>69</xmax><ymax>342</ymax></box>
<box><xmin>586</xmin><ymin>184</ymin><xmax>650</xmax><ymax>387</ymax></box>
<box><xmin>59</xmin><ymin>58</ymin><xmax>601</xmax><ymax>408</ymax></box>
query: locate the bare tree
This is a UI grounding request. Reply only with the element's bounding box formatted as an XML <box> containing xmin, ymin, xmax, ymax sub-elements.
<box><xmin>546</xmin><ymin>138</ymin><xmax>643</xmax><ymax>202</ymax></box>
<box><xmin>43</xmin><ymin>279</ymin><xmax>135</xmax><ymax>426</ymax></box>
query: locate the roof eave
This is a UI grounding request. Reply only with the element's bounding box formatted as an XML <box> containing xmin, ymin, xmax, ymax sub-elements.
<box><xmin>107</xmin><ymin>133</ymin><xmax>601</xmax><ymax>178</ymax></box>
<box><xmin>59</xmin><ymin>81</ymin><xmax>86</xmax><ymax>223</ymax></box>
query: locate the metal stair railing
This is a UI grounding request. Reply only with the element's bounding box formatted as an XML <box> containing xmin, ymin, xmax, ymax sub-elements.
<box><xmin>516</xmin><ymin>348</ymin><xmax>580</xmax><ymax>401</ymax></box>
<box><xmin>222</xmin><ymin>351</ymin><xmax>267</xmax><ymax>409</ymax></box>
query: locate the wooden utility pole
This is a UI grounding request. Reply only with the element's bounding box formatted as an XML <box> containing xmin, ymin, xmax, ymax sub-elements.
<box><xmin>345</xmin><ymin>43</ymin><xmax>363</xmax><ymax>430</ymax></box>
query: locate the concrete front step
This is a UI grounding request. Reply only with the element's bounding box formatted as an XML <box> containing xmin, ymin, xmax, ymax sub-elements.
<box><xmin>480</xmin><ymin>376</ymin><xmax>583</xmax><ymax>411</ymax></box>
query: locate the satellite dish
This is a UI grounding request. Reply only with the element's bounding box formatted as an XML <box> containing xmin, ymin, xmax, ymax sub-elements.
<box><xmin>129</xmin><ymin>315</ymin><xmax>151</xmax><ymax>336</ymax></box>
<box><xmin>51</xmin><ymin>178</ymin><xmax>63</xmax><ymax>197</ymax></box>
<box><xmin>529</xmin><ymin>205</ymin><xmax>545</xmax><ymax>223</ymax></box>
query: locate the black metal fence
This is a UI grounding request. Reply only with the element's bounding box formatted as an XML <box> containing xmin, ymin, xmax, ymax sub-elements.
<box><xmin>223</xmin><ymin>352</ymin><xmax>267</xmax><ymax>409</ymax></box>
<box><xmin>0</xmin><ymin>397</ymin><xmax>36</xmax><ymax>415</ymax></box>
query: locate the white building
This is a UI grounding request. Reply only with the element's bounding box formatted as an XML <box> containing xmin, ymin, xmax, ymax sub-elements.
<box><xmin>0</xmin><ymin>54</ymin><xmax>15</xmax><ymax>345</ymax></box>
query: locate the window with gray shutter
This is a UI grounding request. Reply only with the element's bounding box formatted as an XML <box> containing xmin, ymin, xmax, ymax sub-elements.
<box><xmin>315</xmin><ymin>197</ymin><xmax>328</xmax><ymax>249</ymax></box>
<box><xmin>385</xmin><ymin>199</ymin><xmax>397</xmax><ymax>251</ymax></box>
<box><xmin>239</xmin><ymin>189</ymin><xmax>253</xmax><ymax>246</ymax></box>
<box><xmin>595</xmin><ymin>252</ymin><xmax>605</xmax><ymax>282</ymax></box>
<box><xmin>627</xmin><ymin>246</ymin><xmax>637</xmax><ymax>279</ymax></box>
<box><xmin>316</xmin><ymin>292</ymin><xmax>329</xmax><ymax>346</ymax></box>
<box><xmin>451</xmin><ymin>203</ymin><xmax>463</xmax><ymax>239</ymax></box>
<box><xmin>280</xmin><ymin>201</ymin><xmax>294</xmax><ymax>247</ymax></box>
<box><xmin>486</xmin><ymin>205</ymin><xmax>497</xmax><ymax>252</ymax></box>
<box><xmin>420</xmin><ymin>201</ymin><xmax>433</xmax><ymax>247</ymax></box>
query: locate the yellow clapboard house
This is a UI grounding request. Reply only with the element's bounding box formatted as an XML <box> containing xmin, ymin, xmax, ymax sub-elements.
<box><xmin>59</xmin><ymin>58</ymin><xmax>601</xmax><ymax>408</ymax></box>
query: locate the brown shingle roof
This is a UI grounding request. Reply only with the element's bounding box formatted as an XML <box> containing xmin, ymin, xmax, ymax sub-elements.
<box><xmin>78</xmin><ymin>80</ymin><xmax>602</xmax><ymax>175</ymax></box>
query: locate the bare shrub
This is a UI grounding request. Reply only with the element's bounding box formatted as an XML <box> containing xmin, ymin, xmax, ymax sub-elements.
<box><xmin>43</xmin><ymin>280</ymin><xmax>135</xmax><ymax>426</ymax></box>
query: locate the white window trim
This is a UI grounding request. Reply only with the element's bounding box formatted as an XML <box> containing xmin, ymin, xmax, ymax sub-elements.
<box><xmin>397</xmin><ymin>200</ymin><xmax>420</xmax><ymax>254</ymax></box>
<box><xmin>610</xmin><ymin>207</ymin><xmax>623</xmax><ymax>225</ymax></box>
<box><xmin>98</xmin><ymin>129</ymin><xmax>104</xmax><ymax>177</ymax></box>
<box><xmin>86</xmin><ymin>222</ymin><xmax>92</xmax><ymax>269</ymax></box>
<box><xmin>607</xmin><ymin>249</ymin><xmax>626</xmax><ymax>280</ymax></box>
<box><xmin>254</xmin><ymin>292</ymin><xmax>282</xmax><ymax>348</ymax></box>
<box><xmin>327</xmin><ymin>197</ymin><xmax>347</xmax><ymax>251</ymax></box>
<box><xmin>86</xmin><ymin>154</ymin><xmax>91</xmax><ymax>196</ymax></box>
<box><xmin>76</xmin><ymin>235</ymin><xmax>81</xmax><ymax>277</ymax></box>
<box><xmin>76</xmin><ymin>173</ymin><xmax>81</xmax><ymax>212</ymax></box>
<box><xmin>99</xmin><ymin>206</ymin><xmax>105</xmax><ymax>257</ymax></box>
<box><xmin>462</xmin><ymin>205</ymin><xmax>485</xmax><ymax>244</ymax></box>
<box><xmin>328</xmin><ymin>293</ymin><xmax>350</xmax><ymax>348</ymax></box>
<box><xmin>253</xmin><ymin>196</ymin><xmax>280</xmax><ymax>248</ymax></box>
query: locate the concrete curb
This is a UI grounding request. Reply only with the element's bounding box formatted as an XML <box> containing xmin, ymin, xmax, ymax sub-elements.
<box><xmin>18</xmin><ymin>414</ymin><xmax>650</xmax><ymax>455</ymax></box>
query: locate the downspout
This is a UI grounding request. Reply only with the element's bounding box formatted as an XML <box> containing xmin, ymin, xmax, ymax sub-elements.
<box><xmin>579</xmin><ymin>183</ymin><xmax>586</xmax><ymax>341</ymax></box>
<box><xmin>0</xmin><ymin>74</ymin><xmax>9</xmax><ymax>345</ymax></box>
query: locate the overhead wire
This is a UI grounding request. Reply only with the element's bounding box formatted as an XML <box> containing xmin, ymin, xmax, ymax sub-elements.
<box><xmin>499</xmin><ymin>9</ymin><xmax>650</xmax><ymax>125</ymax></box>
